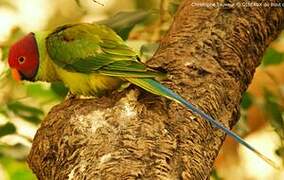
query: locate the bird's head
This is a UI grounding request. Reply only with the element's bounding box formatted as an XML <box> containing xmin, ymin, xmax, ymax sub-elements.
<box><xmin>8</xmin><ymin>32</ymin><xmax>39</xmax><ymax>81</ymax></box>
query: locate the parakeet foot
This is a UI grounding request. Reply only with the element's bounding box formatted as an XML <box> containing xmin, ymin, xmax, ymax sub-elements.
<box><xmin>117</xmin><ymin>82</ymin><xmax>131</xmax><ymax>92</ymax></box>
<box><xmin>65</xmin><ymin>91</ymin><xmax>77</xmax><ymax>100</ymax></box>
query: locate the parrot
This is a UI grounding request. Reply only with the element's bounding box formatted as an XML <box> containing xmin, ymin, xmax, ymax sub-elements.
<box><xmin>8</xmin><ymin>23</ymin><xmax>278</xmax><ymax>168</ymax></box>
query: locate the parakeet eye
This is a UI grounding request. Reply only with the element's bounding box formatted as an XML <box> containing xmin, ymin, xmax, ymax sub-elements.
<box><xmin>18</xmin><ymin>56</ymin><xmax>26</xmax><ymax>64</ymax></box>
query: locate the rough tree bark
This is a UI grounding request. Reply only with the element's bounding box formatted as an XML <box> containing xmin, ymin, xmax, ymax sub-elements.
<box><xmin>27</xmin><ymin>0</ymin><xmax>284</xmax><ymax>179</ymax></box>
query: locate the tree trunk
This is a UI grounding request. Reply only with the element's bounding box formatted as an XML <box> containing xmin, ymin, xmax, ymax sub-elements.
<box><xmin>27</xmin><ymin>0</ymin><xmax>284</xmax><ymax>179</ymax></box>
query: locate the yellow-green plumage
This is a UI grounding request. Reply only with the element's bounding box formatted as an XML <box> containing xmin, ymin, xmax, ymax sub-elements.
<box><xmin>31</xmin><ymin>23</ymin><xmax>277</xmax><ymax>168</ymax></box>
<box><xmin>34</xmin><ymin>23</ymin><xmax>154</xmax><ymax>96</ymax></box>
<box><xmin>56</xmin><ymin>69</ymin><xmax>122</xmax><ymax>96</ymax></box>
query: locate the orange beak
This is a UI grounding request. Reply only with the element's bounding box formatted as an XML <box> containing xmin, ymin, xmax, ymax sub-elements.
<box><xmin>11</xmin><ymin>68</ymin><xmax>21</xmax><ymax>81</ymax></box>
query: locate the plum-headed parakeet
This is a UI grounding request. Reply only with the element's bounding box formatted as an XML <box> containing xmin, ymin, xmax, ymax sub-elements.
<box><xmin>8</xmin><ymin>23</ymin><xmax>277</xmax><ymax>167</ymax></box>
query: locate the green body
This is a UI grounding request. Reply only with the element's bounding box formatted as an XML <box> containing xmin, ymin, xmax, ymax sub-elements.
<box><xmin>35</xmin><ymin>23</ymin><xmax>163</xmax><ymax>96</ymax></box>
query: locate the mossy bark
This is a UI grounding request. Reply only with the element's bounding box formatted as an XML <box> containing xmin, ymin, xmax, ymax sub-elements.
<box><xmin>28</xmin><ymin>0</ymin><xmax>284</xmax><ymax>179</ymax></box>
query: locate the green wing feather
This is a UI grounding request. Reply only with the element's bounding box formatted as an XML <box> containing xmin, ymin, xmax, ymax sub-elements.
<box><xmin>46</xmin><ymin>23</ymin><xmax>163</xmax><ymax>78</ymax></box>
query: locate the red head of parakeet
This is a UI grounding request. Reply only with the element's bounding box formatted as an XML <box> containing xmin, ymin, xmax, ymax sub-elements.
<box><xmin>8</xmin><ymin>32</ymin><xmax>39</xmax><ymax>81</ymax></box>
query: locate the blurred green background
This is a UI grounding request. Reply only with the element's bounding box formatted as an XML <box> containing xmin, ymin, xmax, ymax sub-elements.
<box><xmin>0</xmin><ymin>0</ymin><xmax>284</xmax><ymax>179</ymax></box>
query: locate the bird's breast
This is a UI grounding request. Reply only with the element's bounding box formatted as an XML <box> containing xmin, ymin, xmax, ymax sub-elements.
<box><xmin>56</xmin><ymin>68</ymin><xmax>122</xmax><ymax>96</ymax></box>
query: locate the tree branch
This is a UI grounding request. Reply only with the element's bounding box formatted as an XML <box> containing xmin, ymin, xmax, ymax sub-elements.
<box><xmin>27</xmin><ymin>0</ymin><xmax>284</xmax><ymax>179</ymax></box>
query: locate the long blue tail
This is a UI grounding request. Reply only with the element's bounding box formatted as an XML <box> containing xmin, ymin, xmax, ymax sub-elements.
<box><xmin>126</xmin><ymin>77</ymin><xmax>279</xmax><ymax>168</ymax></box>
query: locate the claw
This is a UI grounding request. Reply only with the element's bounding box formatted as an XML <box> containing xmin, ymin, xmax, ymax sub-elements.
<box><xmin>65</xmin><ymin>91</ymin><xmax>77</xmax><ymax>100</ymax></box>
